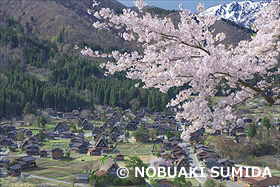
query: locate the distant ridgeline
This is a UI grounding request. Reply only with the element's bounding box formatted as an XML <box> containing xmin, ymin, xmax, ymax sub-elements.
<box><xmin>0</xmin><ymin>16</ymin><xmax>184</xmax><ymax>118</ymax></box>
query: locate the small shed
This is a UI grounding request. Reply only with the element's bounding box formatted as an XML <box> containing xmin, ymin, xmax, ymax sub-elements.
<box><xmin>40</xmin><ymin>150</ymin><xmax>48</xmax><ymax>157</ymax></box>
<box><xmin>76</xmin><ymin>173</ymin><xmax>90</xmax><ymax>183</ymax></box>
<box><xmin>51</xmin><ymin>148</ymin><xmax>64</xmax><ymax>159</ymax></box>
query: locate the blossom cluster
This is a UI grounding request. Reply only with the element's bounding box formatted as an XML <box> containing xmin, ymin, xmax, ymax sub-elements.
<box><xmin>150</xmin><ymin>158</ymin><xmax>173</xmax><ymax>169</ymax></box>
<box><xmin>81</xmin><ymin>0</ymin><xmax>280</xmax><ymax>140</ymax></box>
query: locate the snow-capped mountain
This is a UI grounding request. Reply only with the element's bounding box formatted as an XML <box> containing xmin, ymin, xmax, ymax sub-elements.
<box><xmin>205</xmin><ymin>0</ymin><xmax>271</xmax><ymax>28</ymax></box>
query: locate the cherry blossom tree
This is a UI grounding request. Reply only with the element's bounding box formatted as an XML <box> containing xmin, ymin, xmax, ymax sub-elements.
<box><xmin>81</xmin><ymin>0</ymin><xmax>280</xmax><ymax>140</ymax></box>
<box><xmin>150</xmin><ymin>158</ymin><xmax>173</xmax><ymax>169</ymax></box>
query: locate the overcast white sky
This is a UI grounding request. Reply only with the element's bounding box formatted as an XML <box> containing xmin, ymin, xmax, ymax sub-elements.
<box><xmin>118</xmin><ymin>0</ymin><xmax>261</xmax><ymax>11</ymax></box>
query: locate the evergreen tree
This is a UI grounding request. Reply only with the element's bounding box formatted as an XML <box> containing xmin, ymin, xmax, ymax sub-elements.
<box><xmin>125</xmin><ymin>156</ymin><xmax>148</xmax><ymax>185</ymax></box>
<box><xmin>155</xmin><ymin>92</ymin><xmax>162</xmax><ymax>112</ymax></box>
<box><xmin>72</xmin><ymin>125</ymin><xmax>77</xmax><ymax>133</ymax></box>
<box><xmin>57</xmin><ymin>25</ymin><xmax>65</xmax><ymax>43</ymax></box>
<box><xmin>38</xmin><ymin>130</ymin><xmax>45</xmax><ymax>142</ymax></box>
<box><xmin>262</xmin><ymin>116</ymin><xmax>271</xmax><ymax>141</ymax></box>
<box><xmin>247</xmin><ymin>123</ymin><xmax>256</xmax><ymax>139</ymax></box>
<box><xmin>174</xmin><ymin>175</ymin><xmax>191</xmax><ymax>187</ymax></box>
<box><xmin>104</xmin><ymin>89</ymin><xmax>110</xmax><ymax>105</ymax></box>
<box><xmin>162</xmin><ymin>94</ymin><xmax>169</xmax><ymax>111</ymax></box>
<box><xmin>262</xmin><ymin>117</ymin><xmax>271</xmax><ymax>130</ymax></box>
<box><xmin>166</xmin><ymin>128</ymin><xmax>172</xmax><ymax>141</ymax></box>
<box><xmin>109</xmin><ymin>89</ymin><xmax>117</xmax><ymax>107</ymax></box>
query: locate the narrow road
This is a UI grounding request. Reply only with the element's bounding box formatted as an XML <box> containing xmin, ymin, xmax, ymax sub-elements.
<box><xmin>23</xmin><ymin>173</ymin><xmax>87</xmax><ymax>187</ymax></box>
<box><xmin>184</xmin><ymin>142</ymin><xmax>207</xmax><ymax>184</ymax></box>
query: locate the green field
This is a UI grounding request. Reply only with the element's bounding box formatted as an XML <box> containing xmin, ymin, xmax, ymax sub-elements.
<box><xmin>44</xmin><ymin>123</ymin><xmax>57</xmax><ymax>130</ymax></box>
<box><xmin>23</xmin><ymin>157</ymin><xmax>101</xmax><ymax>183</ymax></box>
<box><xmin>0</xmin><ymin>176</ymin><xmax>72</xmax><ymax>187</ymax></box>
<box><xmin>114</xmin><ymin>143</ymin><xmax>153</xmax><ymax>155</ymax></box>
<box><xmin>41</xmin><ymin>139</ymin><xmax>71</xmax><ymax>150</ymax></box>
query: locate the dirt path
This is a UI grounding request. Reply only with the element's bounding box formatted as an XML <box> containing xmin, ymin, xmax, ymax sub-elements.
<box><xmin>23</xmin><ymin>173</ymin><xmax>88</xmax><ymax>187</ymax></box>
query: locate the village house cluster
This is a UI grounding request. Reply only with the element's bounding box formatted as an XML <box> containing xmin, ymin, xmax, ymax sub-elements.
<box><xmin>0</xmin><ymin>107</ymin><xmax>180</xmax><ymax>181</ymax></box>
<box><xmin>0</xmin><ymin>106</ymin><xmax>279</xmax><ymax>186</ymax></box>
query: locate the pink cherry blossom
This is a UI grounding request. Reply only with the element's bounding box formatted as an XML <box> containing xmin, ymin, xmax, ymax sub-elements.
<box><xmin>81</xmin><ymin>0</ymin><xmax>280</xmax><ymax>140</ymax></box>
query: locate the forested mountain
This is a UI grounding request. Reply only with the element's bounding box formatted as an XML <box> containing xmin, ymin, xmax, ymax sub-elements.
<box><xmin>0</xmin><ymin>0</ymin><xmax>256</xmax><ymax>119</ymax></box>
<box><xmin>0</xmin><ymin>0</ymin><xmax>134</xmax><ymax>56</ymax></box>
<box><xmin>0</xmin><ymin>15</ymin><xmax>182</xmax><ymax>118</ymax></box>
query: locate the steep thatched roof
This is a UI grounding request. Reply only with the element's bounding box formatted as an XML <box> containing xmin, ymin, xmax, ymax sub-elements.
<box><xmin>98</xmin><ymin>157</ymin><xmax>119</xmax><ymax>172</ymax></box>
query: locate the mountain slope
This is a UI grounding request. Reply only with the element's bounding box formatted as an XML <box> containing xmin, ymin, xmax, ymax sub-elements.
<box><xmin>211</xmin><ymin>18</ymin><xmax>255</xmax><ymax>47</ymax></box>
<box><xmin>205</xmin><ymin>0</ymin><xmax>270</xmax><ymax>28</ymax></box>
<box><xmin>0</xmin><ymin>13</ymin><xmax>173</xmax><ymax>118</ymax></box>
<box><xmin>0</xmin><ymin>0</ymin><xmax>255</xmax><ymax>68</ymax></box>
<box><xmin>0</xmin><ymin>1</ymin><xmax>261</xmax><ymax>118</ymax></box>
<box><xmin>0</xmin><ymin>0</ymin><xmax>131</xmax><ymax>53</ymax></box>
<box><xmin>0</xmin><ymin>12</ymin><xmax>57</xmax><ymax>68</ymax></box>
<box><xmin>0</xmin><ymin>0</ymin><xmax>256</xmax><ymax>53</ymax></box>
